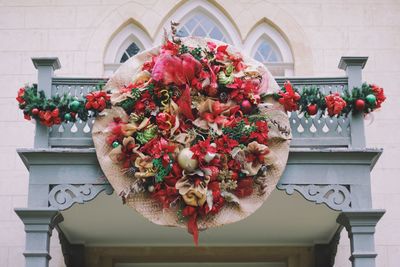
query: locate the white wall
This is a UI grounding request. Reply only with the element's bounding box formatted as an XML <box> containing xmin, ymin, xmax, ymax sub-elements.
<box><xmin>0</xmin><ymin>0</ymin><xmax>399</xmax><ymax>266</ymax></box>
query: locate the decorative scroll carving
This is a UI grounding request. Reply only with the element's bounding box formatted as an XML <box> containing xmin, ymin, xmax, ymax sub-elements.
<box><xmin>277</xmin><ymin>184</ymin><xmax>351</xmax><ymax>211</ymax></box>
<box><xmin>48</xmin><ymin>184</ymin><xmax>114</xmax><ymax>210</ymax></box>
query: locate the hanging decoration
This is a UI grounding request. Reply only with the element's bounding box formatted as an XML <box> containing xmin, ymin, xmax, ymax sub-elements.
<box><xmin>91</xmin><ymin>25</ymin><xmax>291</xmax><ymax>245</ymax></box>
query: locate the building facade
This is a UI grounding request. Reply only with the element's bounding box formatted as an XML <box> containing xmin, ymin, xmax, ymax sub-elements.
<box><xmin>0</xmin><ymin>0</ymin><xmax>399</xmax><ymax>266</ymax></box>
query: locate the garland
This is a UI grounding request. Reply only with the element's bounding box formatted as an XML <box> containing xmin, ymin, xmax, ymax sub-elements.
<box><xmin>17</xmin><ymin>81</ymin><xmax>386</xmax><ymax>127</ymax></box>
<box><xmin>16</xmin><ymin>84</ymin><xmax>110</xmax><ymax>127</ymax></box>
<box><xmin>274</xmin><ymin>81</ymin><xmax>386</xmax><ymax>117</ymax></box>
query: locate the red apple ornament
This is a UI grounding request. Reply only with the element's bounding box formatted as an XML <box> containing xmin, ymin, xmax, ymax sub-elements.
<box><xmin>307</xmin><ymin>104</ymin><xmax>318</xmax><ymax>116</ymax></box>
<box><xmin>355</xmin><ymin>99</ymin><xmax>365</xmax><ymax>111</ymax></box>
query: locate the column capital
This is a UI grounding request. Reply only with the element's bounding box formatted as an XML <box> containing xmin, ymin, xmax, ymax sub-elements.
<box><xmin>32</xmin><ymin>57</ymin><xmax>61</xmax><ymax>70</ymax></box>
<box><xmin>338</xmin><ymin>56</ymin><xmax>368</xmax><ymax>70</ymax></box>
<box><xmin>15</xmin><ymin>208</ymin><xmax>64</xmax><ymax>229</ymax></box>
<box><xmin>337</xmin><ymin>209</ymin><xmax>385</xmax><ymax>230</ymax></box>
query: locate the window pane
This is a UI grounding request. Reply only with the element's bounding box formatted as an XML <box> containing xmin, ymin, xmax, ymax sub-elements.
<box><xmin>120</xmin><ymin>42</ymin><xmax>141</xmax><ymax>63</ymax></box>
<box><xmin>177</xmin><ymin>13</ymin><xmax>229</xmax><ymax>42</ymax></box>
<box><xmin>253</xmin><ymin>40</ymin><xmax>282</xmax><ymax>63</ymax></box>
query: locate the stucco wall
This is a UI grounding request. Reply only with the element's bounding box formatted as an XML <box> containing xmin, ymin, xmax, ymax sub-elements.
<box><xmin>0</xmin><ymin>0</ymin><xmax>399</xmax><ymax>266</ymax></box>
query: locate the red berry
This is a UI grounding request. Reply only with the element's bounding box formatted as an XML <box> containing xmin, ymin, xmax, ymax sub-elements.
<box><xmin>307</xmin><ymin>104</ymin><xmax>318</xmax><ymax>115</ymax></box>
<box><xmin>51</xmin><ymin>108</ymin><xmax>59</xmax><ymax>118</ymax></box>
<box><xmin>31</xmin><ymin>108</ymin><xmax>39</xmax><ymax>115</ymax></box>
<box><xmin>355</xmin><ymin>99</ymin><xmax>365</xmax><ymax>111</ymax></box>
<box><xmin>92</xmin><ymin>102</ymin><xmax>99</xmax><ymax>109</ymax></box>
<box><xmin>241</xmin><ymin>100</ymin><xmax>252</xmax><ymax>113</ymax></box>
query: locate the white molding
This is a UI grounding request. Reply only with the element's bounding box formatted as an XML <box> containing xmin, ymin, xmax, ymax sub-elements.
<box><xmin>244</xmin><ymin>23</ymin><xmax>293</xmax><ymax>63</ymax></box>
<box><xmin>104</xmin><ymin>24</ymin><xmax>152</xmax><ymax>65</ymax></box>
<box><xmin>154</xmin><ymin>0</ymin><xmax>242</xmax><ymax>48</ymax></box>
<box><xmin>244</xmin><ymin>23</ymin><xmax>294</xmax><ymax>76</ymax></box>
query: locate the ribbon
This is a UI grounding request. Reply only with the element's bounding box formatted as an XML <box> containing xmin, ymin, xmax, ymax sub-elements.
<box><xmin>182</xmin><ymin>206</ymin><xmax>199</xmax><ymax>245</ymax></box>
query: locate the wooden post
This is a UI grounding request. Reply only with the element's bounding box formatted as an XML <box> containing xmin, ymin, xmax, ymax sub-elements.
<box><xmin>338</xmin><ymin>57</ymin><xmax>368</xmax><ymax>149</ymax></box>
<box><xmin>31</xmin><ymin>58</ymin><xmax>61</xmax><ymax>148</ymax></box>
<box><xmin>337</xmin><ymin>210</ymin><xmax>385</xmax><ymax>267</ymax></box>
<box><xmin>15</xmin><ymin>208</ymin><xmax>64</xmax><ymax>267</ymax></box>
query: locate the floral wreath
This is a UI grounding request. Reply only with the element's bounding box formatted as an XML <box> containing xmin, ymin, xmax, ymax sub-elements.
<box><xmin>16</xmin><ymin>28</ymin><xmax>386</xmax><ymax>244</ymax></box>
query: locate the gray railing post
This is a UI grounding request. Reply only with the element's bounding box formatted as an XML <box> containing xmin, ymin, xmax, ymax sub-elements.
<box><xmin>337</xmin><ymin>210</ymin><xmax>385</xmax><ymax>267</ymax></box>
<box><xmin>15</xmin><ymin>208</ymin><xmax>64</xmax><ymax>267</ymax></box>
<box><xmin>338</xmin><ymin>57</ymin><xmax>368</xmax><ymax>149</ymax></box>
<box><xmin>31</xmin><ymin>58</ymin><xmax>61</xmax><ymax>148</ymax></box>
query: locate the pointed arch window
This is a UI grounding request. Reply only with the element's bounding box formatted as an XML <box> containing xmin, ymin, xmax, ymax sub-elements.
<box><xmin>245</xmin><ymin>24</ymin><xmax>294</xmax><ymax>77</ymax></box>
<box><xmin>103</xmin><ymin>24</ymin><xmax>152</xmax><ymax>76</ymax></box>
<box><xmin>253</xmin><ymin>40</ymin><xmax>282</xmax><ymax>63</ymax></box>
<box><xmin>119</xmin><ymin>42</ymin><xmax>141</xmax><ymax>63</ymax></box>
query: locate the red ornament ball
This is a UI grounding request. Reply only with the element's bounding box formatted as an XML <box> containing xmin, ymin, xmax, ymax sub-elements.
<box><xmin>31</xmin><ymin>108</ymin><xmax>39</xmax><ymax>115</ymax></box>
<box><xmin>355</xmin><ymin>99</ymin><xmax>365</xmax><ymax>111</ymax></box>
<box><xmin>241</xmin><ymin>100</ymin><xmax>252</xmax><ymax>113</ymax></box>
<box><xmin>307</xmin><ymin>104</ymin><xmax>318</xmax><ymax>116</ymax></box>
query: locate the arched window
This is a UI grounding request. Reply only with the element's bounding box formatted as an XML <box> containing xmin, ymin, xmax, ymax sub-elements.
<box><xmin>245</xmin><ymin>23</ymin><xmax>294</xmax><ymax>77</ymax></box>
<box><xmin>103</xmin><ymin>23</ymin><xmax>152</xmax><ymax>76</ymax></box>
<box><xmin>253</xmin><ymin>39</ymin><xmax>282</xmax><ymax>63</ymax></box>
<box><xmin>154</xmin><ymin>0</ymin><xmax>241</xmax><ymax>47</ymax></box>
<box><xmin>177</xmin><ymin>13</ymin><xmax>230</xmax><ymax>43</ymax></box>
<box><xmin>119</xmin><ymin>42</ymin><xmax>141</xmax><ymax>63</ymax></box>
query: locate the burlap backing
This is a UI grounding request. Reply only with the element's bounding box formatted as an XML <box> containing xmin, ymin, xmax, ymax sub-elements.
<box><xmin>92</xmin><ymin>37</ymin><xmax>291</xmax><ymax>230</ymax></box>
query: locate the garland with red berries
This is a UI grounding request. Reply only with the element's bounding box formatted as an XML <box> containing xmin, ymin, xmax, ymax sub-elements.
<box><xmin>17</xmin><ymin>81</ymin><xmax>386</xmax><ymax>127</ymax></box>
<box><xmin>16</xmin><ymin>84</ymin><xmax>111</xmax><ymax>127</ymax></box>
<box><xmin>274</xmin><ymin>81</ymin><xmax>386</xmax><ymax>117</ymax></box>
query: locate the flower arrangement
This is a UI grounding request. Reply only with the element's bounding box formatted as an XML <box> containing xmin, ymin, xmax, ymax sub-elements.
<box><xmin>101</xmin><ymin>34</ymin><xmax>275</xmax><ymax>244</ymax></box>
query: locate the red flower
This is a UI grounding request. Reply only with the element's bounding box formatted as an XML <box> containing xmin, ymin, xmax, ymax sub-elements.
<box><xmin>141</xmin><ymin>55</ymin><xmax>157</xmax><ymax>72</ymax></box>
<box><xmin>215</xmin><ymin>135</ymin><xmax>239</xmax><ymax>154</ymax></box>
<box><xmin>152</xmin><ymin>53</ymin><xmax>202</xmax><ymax>86</ymax></box>
<box><xmin>278</xmin><ymin>81</ymin><xmax>300</xmax><ymax>112</ymax></box>
<box><xmin>190</xmin><ymin>138</ymin><xmax>217</xmax><ymax>163</ymax></box>
<box><xmin>207</xmin><ymin>41</ymin><xmax>217</xmax><ymax>51</ymax></box>
<box><xmin>177</xmin><ymin>85</ymin><xmax>195</xmax><ymax>120</ymax></box>
<box><xmin>106</xmin><ymin>117</ymin><xmax>126</xmax><ymax>144</ymax></box>
<box><xmin>38</xmin><ymin>108</ymin><xmax>61</xmax><ymax>127</ymax></box>
<box><xmin>215</xmin><ymin>45</ymin><xmax>229</xmax><ymax>61</ymax></box>
<box><xmin>156</xmin><ymin>112</ymin><xmax>176</xmax><ymax>133</ymax></box>
<box><xmin>249</xmin><ymin>121</ymin><xmax>269</xmax><ymax>144</ymax></box>
<box><xmin>235</xmin><ymin>177</ymin><xmax>254</xmax><ymax>198</ymax></box>
<box><xmin>226</xmin><ymin>78</ymin><xmax>259</xmax><ymax>103</ymax></box>
<box><xmin>229</xmin><ymin>54</ymin><xmax>246</xmax><ymax>72</ymax></box>
<box><xmin>16</xmin><ymin>87</ymin><xmax>25</xmax><ymax>104</ymax></box>
<box><xmin>85</xmin><ymin>91</ymin><xmax>110</xmax><ymax>112</ymax></box>
<box><xmin>325</xmin><ymin>93</ymin><xmax>347</xmax><ymax>116</ymax></box>
<box><xmin>23</xmin><ymin>113</ymin><xmax>31</xmax><ymax>120</ymax></box>
<box><xmin>134</xmin><ymin>91</ymin><xmax>156</xmax><ymax>114</ymax></box>
<box><xmin>371</xmin><ymin>84</ymin><xmax>386</xmax><ymax>108</ymax></box>
<box><xmin>161</xmin><ymin>40</ymin><xmax>179</xmax><ymax>55</ymax></box>
<box><xmin>152</xmin><ymin>184</ymin><xmax>179</xmax><ymax>209</ymax></box>
<box><xmin>140</xmin><ymin>137</ymin><xmax>175</xmax><ymax>165</ymax></box>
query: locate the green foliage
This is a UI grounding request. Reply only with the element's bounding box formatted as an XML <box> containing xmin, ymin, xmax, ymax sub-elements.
<box><xmin>298</xmin><ymin>86</ymin><xmax>326</xmax><ymax>117</ymax></box>
<box><xmin>222</xmin><ymin>120</ymin><xmax>257</xmax><ymax>141</ymax></box>
<box><xmin>190</xmin><ymin>47</ymin><xmax>203</xmax><ymax>61</ymax></box>
<box><xmin>152</xmin><ymin>156</ymin><xmax>172</xmax><ymax>183</ymax></box>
